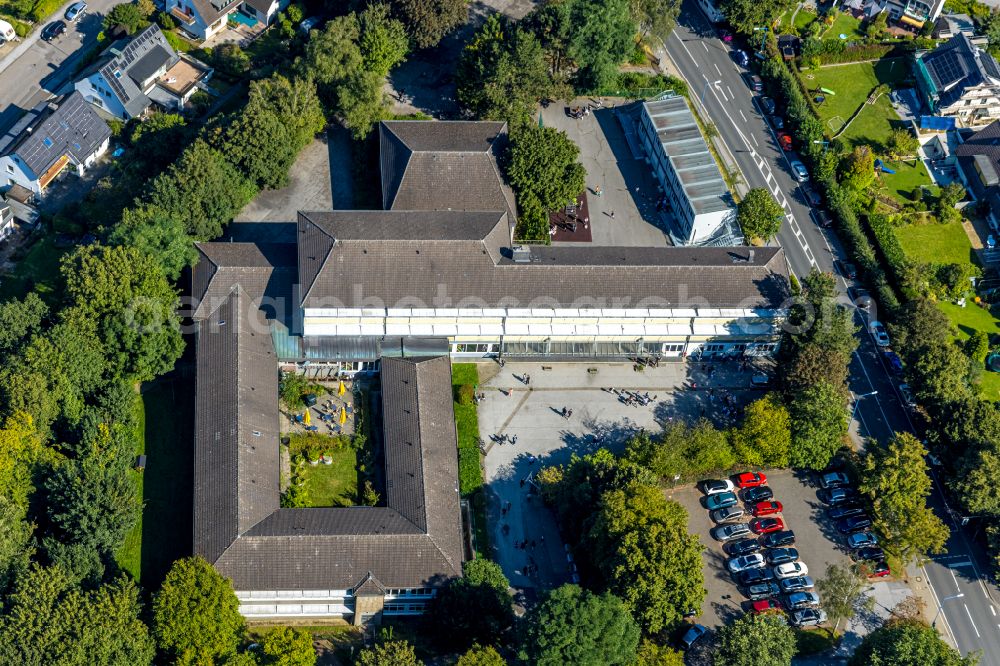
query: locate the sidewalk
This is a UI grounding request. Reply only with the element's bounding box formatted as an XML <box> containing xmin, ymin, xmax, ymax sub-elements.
<box><xmin>0</xmin><ymin>0</ymin><xmax>79</xmax><ymax>78</ymax></box>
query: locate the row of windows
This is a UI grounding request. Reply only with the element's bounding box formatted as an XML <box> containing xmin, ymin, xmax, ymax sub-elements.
<box><xmin>453</xmin><ymin>343</ymin><xmax>499</xmax><ymax>353</ymax></box>
<box><xmin>383</xmin><ymin>604</ymin><xmax>426</xmax><ymax>614</ymax></box>
<box><xmin>385</xmin><ymin>588</ymin><xmax>434</xmax><ymax>596</ymax></box>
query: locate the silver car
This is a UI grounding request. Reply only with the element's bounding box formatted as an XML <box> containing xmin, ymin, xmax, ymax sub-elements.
<box><xmin>713</xmin><ymin>522</ymin><xmax>752</xmax><ymax>541</ymax></box>
<box><xmin>65</xmin><ymin>1</ymin><xmax>87</xmax><ymax>21</ymax></box>
<box><xmin>785</xmin><ymin>591</ymin><xmax>821</xmax><ymax>610</ymax></box>
<box><xmin>792</xmin><ymin>608</ymin><xmax>828</xmax><ymax>627</ymax></box>
<box><xmin>728</xmin><ymin>553</ymin><xmax>767</xmax><ymax>573</ymax></box>
<box><xmin>711</xmin><ymin>506</ymin><xmax>745</xmax><ymax>524</ymax></box>
<box><xmin>790</xmin><ymin>159</ymin><xmax>809</xmax><ymax>182</ymax></box>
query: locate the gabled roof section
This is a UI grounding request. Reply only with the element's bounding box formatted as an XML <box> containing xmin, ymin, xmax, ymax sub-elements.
<box><xmin>920</xmin><ymin>35</ymin><xmax>1000</xmax><ymax>107</ymax></box>
<box><xmin>190</xmin><ymin>242</ymin><xmax>297</xmax><ymax>320</ymax></box>
<box><xmin>0</xmin><ymin>92</ymin><xmax>111</xmax><ymax>178</ymax></box>
<box><xmin>378</xmin><ymin>121</ymin><xmax>517</xmax><ymax>220</ymax></box>
<box><xmin>91</xmin><ymin>24</ymin><xmax>178</xmax><ymax>118</ymax></box>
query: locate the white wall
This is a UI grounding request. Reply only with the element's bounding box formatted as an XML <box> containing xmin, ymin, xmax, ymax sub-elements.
<box><xmin>0</xmin><ymin>154</ymin><xmax>40</xmax><ymax>194</ymax></box>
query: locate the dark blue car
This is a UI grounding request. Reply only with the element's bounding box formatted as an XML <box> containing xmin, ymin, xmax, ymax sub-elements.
<box><xmin>883</xmin><ymin>351</ymin><xmax>904</xmax><ymax>374</ymax></box>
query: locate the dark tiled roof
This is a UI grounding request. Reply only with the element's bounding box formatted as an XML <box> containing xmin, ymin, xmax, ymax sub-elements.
<box><xmin>921</xmin><ymin>35</ymin><xmax>1000</xmax><ymax>108</ymax></box>
<box><xmin>244</xmin><ymin>0</ymin><xmax>274</xmax><ymax>15</ymax></box>
<box><xmin>89</xmin><ymin>25</ymin><xmax>178</xmax><ymax>118</ymax></box>
<box><xmin>379</xmin><ymin>121</ymin><xmax>517</xmax><ymax>221</ymax></box>
<box><xmin>129</xmin><ymin>45</ymin><xmax>173</xmax><ymax>85</ymax></box>
<box><xmin>190</xmin><ymin>0</ymin><xmax>241</xmax><ymax>26</ymax></box>
<box><xmin>0</xmin><ymin>92</ymin><xmax>111</xmax><ymax>178</ymax></box>
<box><xmin>296</xmin><ymin>211</ymin><xmax>790</xmax><ymax>310</ymax></box>
<box><xmin>190</xmin><ymin>242</ymin><xmax>297</xmax><ymax>320</ymax></box>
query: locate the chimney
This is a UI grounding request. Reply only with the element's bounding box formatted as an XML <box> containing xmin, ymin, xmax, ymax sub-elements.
<box><xmin>512</xmin><ymin>245</ymin><xmax>532</xmax><ymax>263</ymax></box>
<box><xmin>748</xmin><ymin>249</ymin><xmax>755</xmax><ymax>263</ymax></box>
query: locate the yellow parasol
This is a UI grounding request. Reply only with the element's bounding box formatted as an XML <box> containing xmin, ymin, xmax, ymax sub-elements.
<box><xmin>339</xmin><ymin>406</ymin><xmax>347</xmax><ymax>425</ymax></box>
<box><xmin>338</xmin><ymin>380</ymin><xmax>346</xmax><ymax>396</ymax></box>
<box><xmin>303</xmin><ymin>409</ymin><xmax>311</xmax><ymax>426</ymax></box>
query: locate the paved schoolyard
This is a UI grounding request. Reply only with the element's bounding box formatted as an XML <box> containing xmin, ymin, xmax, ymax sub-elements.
<box><xmin>475</xmin><ymin>360</ymin><xmax>765</xmax><ymax>597</ymax></box>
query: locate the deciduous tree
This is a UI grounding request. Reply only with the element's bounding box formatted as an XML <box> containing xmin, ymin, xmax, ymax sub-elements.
<box><xmin>859</xmin><ymin>432</ymin><xmax>949</xmax><ymax>563</ymax></box>
<box><xmin>630</xmin><ymin>0</ymin><xmax>681</xmax><ymax>45</ymax></box>
<box><xmin>730</xmin><ymin>394</ymin><xmax>791</xmax><ymax>468</ymax></box>
<box><xmin>0</xmin><ymin>293</ymin><xmax>47</xmax><ymax>357</ymax></box>
<box><xmin>790</xmin><ymin>381</ymin><xmax>848</xmax><ymax>470</ymax></box>
<box><xmin>635</xmin><ymin>639</ymin><xmax>684</xmax><ymax>665</ymax></box>
<box><xmin>817</xmin><ymin>562</ymin><xmax>870</xmax><ymax>631</ymax></box>
<box><xmin>357</xmin><ymin>639</ymin><xmax>422</xmax><ymax>666</ymax></box>
<box><xmin>566</xmin><ymin>0</ymin><xmax>636</xmax><ymax>91</ymax></box>
<box><xmin>885</xmin><ymin>127</ymin><xmax>918</xmax><ymax>160</ymax></box>
<box><xmin>737</xmin><ymin>188</ymin><xmax>784</xmax><ymax>241</ymax></box>
<box><xmin>840</xmin><ymin>145</ymin><xmax>875</xmax><ymax>193</ymax></box>
<box><xmin>506</xmin><ymin>124</ymin><xmax>585</xmax><ymax>239</ymax></box>
<box><xmin>103</xmin><ymin>2</ymin><xmax>145</xmax><ymax>33</ymax></box>
<box><xmin>519</xmin><ymin>585</ymin><xmax>640</xmax><ymax>666</ymax></box>
<box><xmin>849</xmin><ymin>618</ymin><xmax>976</xmax><ymax>666</ymax></box>
<box><xmin>257</xmin><ymin>627</ymin><xmax>316</xmax><ymax>666</ymax></box>
<box><xmin>360</xmin><ymin>3</ymin><xmax>409</xmax><ymax>77</ymax></box>
<box><xmin>391</xmin><ymin>0</ymin><xmax>467</xmax><ymax>48</ymax></box>
<box><xmin>428</xmin><ymin>558</ymin><xmax>513</xmax><ymax>650</ymax></box>
<box><xmin>153</xmin><ymin>557</ymin><xmax>245</xmax><ymax>663</ymax></box>
<box><xmin>625</xmin><ymin>420</ymin><xmax>735</xmax><ymax>480</ymax></box>
<box><xmin>715</xmin><ymin>613</ymin><xmax>796</xmax><ymax>666</ymax></box>
<box><xmin>110</xmin><ymin>205</ymin><xmax>198</xmax><ymax>280</ymax></box>
<box><xmin>456</xmin><ymin>645</ymin><xmax>505</xmax><ymax>666</ymax></box>
<box><xmin>720</xmin><ymin>0</ymin><xmax>793</xmax><ymax>36</ymax></box>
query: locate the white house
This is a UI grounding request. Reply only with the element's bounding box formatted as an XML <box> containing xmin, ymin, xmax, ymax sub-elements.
<box><xmin>240</xmin><ymin>0</ymin><xmax>290</xmax><ymax>25</ymax></box>
<box><xmin>0</xmin><ymin>194</ymin><xmax>14</xmax><ymax>242</ymax></box>
<box><xmin>915</xmin><ymin>34</ymin><xmax>1000</xmax><ymax>128</ymax></box>
<box><xmin>0</xmin><ymin>92</ymin><xmax>112</xmax><ymax>197</ymax></box>
<box><xmin>75</xmin><ymin>24</ymin><xmax>213</xmax><ymax>120</ymax></box>
<box><xmin>166</xmin><ymin>0</ymin><xmax>242</xmax><ymax>40</ymax></box>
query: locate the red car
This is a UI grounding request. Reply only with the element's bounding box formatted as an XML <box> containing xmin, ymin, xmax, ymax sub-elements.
<box><xmin>777</xmin><ymin>132</ymin><xmax>793</xmax><ymax>151</ymax></box>
<box><xmin>751</xmin><ymin>517</ymin><xmax>784</xmax><ymax>534</ymax></box>
<box><xmin>752</xmin><ymin>599</ymin><xmax>780</xmax><ymax>613</ymax></box>
<box><xmin>869</xmin><ymin>561</ymin><xmax>890</xmax><ymax>578</ymax></box>
<box><xmin>737</xmin><ymin>472</ymin><xmax>768</xmax><ymax>488</ymax></box>
<box><xmin>752</xmin><ymin>501</ymin><xmax>783</xmax><ymax>517</ymax></box>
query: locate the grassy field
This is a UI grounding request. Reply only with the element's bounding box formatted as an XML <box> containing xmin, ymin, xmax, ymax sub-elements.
<box><xmin>877</xmin><ymin>159</ymin><xmax>936</xmax><ymax>204</ymax></box>
<box><xmin>894</xmin><ymin>220</ymin><xmax>974</xmax><ymax>267</ymax></box>
<box><xmin>451</xmin><ymin>363</ymin><xmax>489</xmax><ymax>557</ymax></box>
<box><xmin>300</xmin><ymin>448</ymin><xmax>358</xmax><ymax>507</ymax></box>
<box><xmin>808</xmin><ymin>58</ymin><xmax>909</xmax><ymax>146</ymax></box>
<box><xmin>821</xmin><ymin>12</ymin><xmax>865</xmax><ymax>39</ymax></box>
<box><xmin>0</xmin><ymin>235</ymin><xmax>68</xmax><ymax>305</ymax></box>
<box><xmin>938</xmin><ymin>301</ymin><xmax>1000</xmax><ymax>400</ymax></box>
<box><xmin>136</xmin><ymin>378</ymin><xmax>194</xmax><ymax>591</ymax></box>
<box><xmin>115</xmin><ymin>392</ymin><xmax>147</xmax><ymax>580</ymax></box>
<box><xmin>779</xmin><ymin>7</ymin><xmax>817</xmax><ymax>33</ymax></box>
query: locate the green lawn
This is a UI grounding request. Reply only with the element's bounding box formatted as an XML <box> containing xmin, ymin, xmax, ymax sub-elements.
<box><xmin>938</xmin><ymin>301</ymin><xmax>1000</xmax><ymax>400</ymax></box>
<box><xmin>894</xmin><ymin>220</ymin><xmax>974</xmax><ymax>267</ymax></box>
<box><xmin>300</xmin><ymin>448</ymin><xmax>358</xmax><ymax>507</ymax></box>
<box><xmin>877</xmin><ymin>159</ymin><xmax>936</xmax><ymax>204</ymax></box>
<box><xmin>821</xmin><ymin>12</ymin><xmax>865</xmax><ymax>40</ymax></box>
<box><xmin>779</xmin><ymin>8</ymin><xmax>817</xmax><ymax>33</ymax></box>
<box><xmin>0</xmin><ymin>235</ymin><xmax>68</xmax><ymax>305</ymax></box>
<box><xmin>451</xmin><ymin>362</ymin><xmax>489</xmax><ymax>557</ymax></box>
<box><xmin>136</xmin><ymin>378</ymin><xmax>194</xmax><ymax>591</ymax></box>
<box><xmin>808</xmin><ymin>58</ymin><xmax>909</xmax><ymax>146</ymax></box>
<box><xmin>115</xmin><ymin>391</ymin><xmax>146</xmax><ymax>580</ymax></box>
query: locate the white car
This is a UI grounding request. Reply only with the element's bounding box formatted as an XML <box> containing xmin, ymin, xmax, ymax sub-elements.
<box><xmin>869</xmin><ymin>321</ymin><xmax>890</xmax><ymax>347</ymax></box>
<box><xmin>774</xmin><ymin>561</ymin><xmax>809</xmax><ymax>579</ymax></box>
<box><xmin>701</xmin><ymin>478</ymin><xmax>736</xmax><ymax>495</ymax></box>
<box><xmin>728</xmin><ymin>553</ymin><xmax>767</xmax><ymax>573</ymax></box>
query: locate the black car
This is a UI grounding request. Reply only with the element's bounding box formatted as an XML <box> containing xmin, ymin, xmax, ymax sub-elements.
<box><xmin>742</xmin><ymin>486</ymin><xmax>774</xmax><ymax>503</ymax></box>
<box><xmin>759</xmin><ymin>96</ymin><xmax>776</xmax><ymax>115</ymax></box>
<box><xmin>834</xmin><ymin>260</ymin><xmax>858</xmax><ymax>279</ymax></box>
<box><xmin>761</xmin><ymin>530</ymin><xmax>796</xmax><ymax>547</ymax></box>
<box><xmin>727</xmin><ymin>538</ymin><xmax>762</xmax><ymax>557</ymax></box>
<box><xmin>745</xmin><ymin>581</ymin><xmax>781</xmax><ymax>601</ymax></box>
<box><xmin>853</xmin><ymin>546</ymin><xmax>885</xmax><ymax>561</ymax></box>
<box><xmin>837</xmin><ymin>516</ymin><xmax>873</xmax><ymax>534</ymax></box>
<box><xmin>766</xmin><ymin>547</ymin><xmax>799</xmax><ymax>565</ymax></box>
<box><xmin>819</xmin><ymin>488</ymin><xmax>859</xmax><ymax>506</ymax></box>
<box><xmin>827</xmin><ymin>505</ymin><xmax>866</xmax><ymax>521</ymax></box>
<box><xmin>41</xmin><ymin>20</ymin><xmax>66</xmax><ymax>41</ymax></box>
<box><xmin>739</xmin><ymin>567</ymin><xmax>776</xmax><ymax>586</ymax></box>
<box><xmin>770</xmin><ymin>115</ymin><xmax>785</xmax><ymax>130</ymax></box>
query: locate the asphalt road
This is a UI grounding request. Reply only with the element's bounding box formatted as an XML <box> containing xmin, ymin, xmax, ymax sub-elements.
<box><xmin>0</xmin><ymin>0</ymin><xmax>117</xmax><ymax>135</ymax></box>
<box><xmin>665</xmin><ymin>1</ymin><xmax>1000</xmax><ymax>662</ymax></box>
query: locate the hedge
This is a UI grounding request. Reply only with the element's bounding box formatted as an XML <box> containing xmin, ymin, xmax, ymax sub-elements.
<box><xmin>0</xmin><ymin>15</ymin><xmax>30</xmax><ymax>36</ymax></box>
<box><xmin>29</xmin><ymin>0</ymin><xmax>63</xmax><ymax>22</ymax></box>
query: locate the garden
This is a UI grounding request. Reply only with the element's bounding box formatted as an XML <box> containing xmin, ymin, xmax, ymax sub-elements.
<box><xmin>284</xmin><ymin>432</ymin><xmax>363</xmax><ymax>508</ymax></box>
<box><xmin>806</xmin><ymin>58</ymin><xmax>909</xmax><ymax>146</ymax></box>
<box><xmin>452</xmin><ymin>363</ymin><xmax>489</xmax><ymax>556</ymax></box>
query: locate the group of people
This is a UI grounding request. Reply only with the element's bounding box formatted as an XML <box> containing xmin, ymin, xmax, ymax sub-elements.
<box><xmin>491</xmin><ymin>432</ymin><xmax>518</xmax><ymax>446</ymax></box>
<box><xmin>559</xmin><ymin>406</ymin><xmax>574</xmax><ymax>419</ymax></box>
<box><xmin>606</xmin><ymin>388</ymin><xmax>656</xmax><ymax>407</ymax></box>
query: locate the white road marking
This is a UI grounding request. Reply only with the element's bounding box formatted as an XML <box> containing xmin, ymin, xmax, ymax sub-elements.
<box><xmin>965</xmin><ymin>604</ymin><xmax>982</xmax><ymax>638</ymax></box>
<box><xmin>728</xmin><ymin>86</ymin><xmax>735</xmax><ymax>100</ymax></box>
<box><xmin>750</xmin><ymin>134</ymin><xmax>758</xmax><ymax>147</ymax></box>
<box><xmin>703</xmin><ymin>42</ymin><xmax>709</xmax><ymax>52</ymax></box>
<box><xmin>947</xmin><ymin>560</ymin><xmax>973</xmax><ymax>568</ymax></box>
<box><xmin>951</xmin><ymin>568</ymin><xmax>961</xmax><ymax>591</ymax></box>
<box><xmin>739</xmin><ymin>109</ymin><xmax>747</xmax><ymax>123</ymax></box>
<box><xmin>714</xmin><ymin>63</ymin><xmax>721</xmax><ymax>76</ymax></box>
<box><xmin>991</xmin><ymin>605</ymin><xmax>996</xmax><ymax>616</ymax></box>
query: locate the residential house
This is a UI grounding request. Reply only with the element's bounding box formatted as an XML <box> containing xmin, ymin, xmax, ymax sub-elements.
<box><xmin>166</xmin><ymin>0</ymin><xmax>242</xmax><ymax>40</ymax></box>
<box><xmin>0</xmin><ymin>92</ymin><xmax>112</xmax><ymax>197</ymax></box>
<box><xmin>75</xmin><ymin>24</ymin><xmax>213</xmax><ymax>120</ymax></box>
<box><xmin>844</xmin><ymin>0</ymin><xmax>946</xmax><ymax>27</ymax></box>
<box><xmin>932</xmin><ymin>13</ymin><xmax>976</xmax><ymax>40</ymax></box>
<box><xmin>637</xmin><ymin>94</ymin><xmax>739</xmax><ymax>246</ymax></box>
<box><xmin>0</xmin><ymin>194</ymin><xmax>13</xmax><ymax>241</ymax></box>
<box><xmin>955</xmin><ymin>120</ymin><xmax>1000</xmax><ymax>229</ymax></box>
<box><xmin>240</xmin><ymin>0</ymin><xmax>290</xmax><ymax>26</ymax></box>
<box><xmin>915</xmin><ymin>34</ymin><xmax>1000</xmax><ymax>128</ymax></box>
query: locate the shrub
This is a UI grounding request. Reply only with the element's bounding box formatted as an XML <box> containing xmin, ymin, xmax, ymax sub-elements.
<box><xmin>459</xmin><ymin>447</ymin><xmax>483</xmax><ymax>493</ymax></box>
<box><xmin>456</xmin><ymin>383</ymin><xmax>475</xmax><ymax>406</ymax></box>
<box><xmin>30</xmin><ymin>0</ymin><xmax>66</xmax><ymax>22</ymax></box>
<box><xmin>212</xmin><ymin>43</ymin><xmax>251</xmax><ymax>79</ymax></box>
<box><xmin>156</xmin><ymin>10</ymin><xmax>177</xmax><ymax>30</ymax></box>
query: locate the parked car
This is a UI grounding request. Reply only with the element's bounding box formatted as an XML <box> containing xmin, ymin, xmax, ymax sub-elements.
<box><xmin>819</xmin><ymin>487</ymin><xmax>858</xmax><ymax>506</ymax></box>
<box><xmin>705</xmin><ymin>491</ymin><xmax>739</xmax><ymax>511</ymax></box>
<box><xmin>701</xmin><ymin>479</ymin><xmax>736</xmax><ymax>495</ymax></box>
<box><xmin>776</xmin><ymin>132</ymin><xmax>793</xmax><ymax>151</ymax></box>
<box><xmin>712</xmin><ymin>506</ymin><xmax>746</xmax><ymax>524</ymax></box>
<box><xmin>837</xmin><ymin>516</ymin><xmax>873</xmax><ymax>534</ymax></box>
<box><xmin>827</xmin><ymin>505</ymin><xmax>866</xmax><ymax>521</ymax></box>
<box><xmin>752</xmin><ymin>501</ymin><xmax>783</xmax><ymax>517</ymax></box>
<box><xmin>990</xmin><ymin>234</ymin><xmax>997</xmax><ymax>250</ymax></box>
<box><xmin>883</xmin><ymin>351</ymin><xmax>904</xmax><ymax>374</ymax></box>
<box><xmin>718</xmin><ymin>27</ymin><xmax>733</xmax><ymax>42</ymax></box>
<box><xmin>790</xmin><ymin>159</ymin><xmax>809</xmax><ymax>182</ymax></box>
<box><xmin>792</xmin><ymin>608</ymin><xmax>828</xmax><ymax>627</ymax></box>
<box><xmin>766</xmin><ymin>547</ymin><xmax>799</xmax><ymax>565</ymax></box>
<box><xmin>846</xmin><ymin>532</ymin><xmax>879</xmax><ymax>549</ymax></box>
<box><xmin>770</xmin><ymin>115</ymin><xmax>785</xmax><ymax>130</ymax></box>
<box><xmin>834</xmin><ymin>260</ymin><xmax>857</xmax><ymax>279</ymax></box>
<box><xmin>853</xmin><ymin>546</ymin><xmax>885</xmax><ymax>561</ymax></box>
<box><xmin>761</xmin><ymin>530</ymin><xmax>796</xmax><ymax>547</ymax></box>
<box><xmin>713</xmin><ymin>522</ymin><xmax>752</xmax><ymax>541</ymax></box>
<box><xmin>736</xmin><ymin>472</ymin><xmax>767</xmax><ymax>488</ymax></box>
<box><xmin>746</xmin><ymin>581</ymin><xmax>782</xmax><ymax>600</ymax></box>
<box><xmin>752</xmin><ymin>599</ymin><xmax>781</xmax><ymax>613</ymax></box>
<box><xmin>742</xmin><ymin>485</ymin><xmax>774</xmax><ymax>503</ymax></box>
<box><xmin>759</xmin><ymin>96</ymin><xmax>776</xmax><ymax>115</ymax></box>
<box><xmin>64</xmin><ymin>1</ymin><xmax>87</xmax><ymax>21</ymax></box>
<box><xmin>780</xmin><ymin>576</ymin><xmax>815</xmax><ymax>593</ymax></box>
<box><xmin>785</xmin><ymin>591</ymin><xmax>821</xmax><ymax>610</ymax></box>
<box><xmin>733</xmin><ymin>49</ymin><xmax>750</xmax><ymax>67</ymax></box>
<box><xmin>774</xmin><ymin>561</ymin><xmax>809</xmax><ymax>579</ymax></box>
<box><xmin>751</xmin><ymin>373</ymin><xmax>771</xmax><ymax>388</ymax></box>
<box><xmin>41</xmin><ymin>20</ymin><xmax>66</xmax><ymax>41</ymax></box>
<box><xmin>849</xmin><ymin>286</ymin><xmax>873</xmax><ymax>311</ymax></box>
<box><xmin>819</xmin><ymin>471</ymin><xmax>850</xmax><ymax>489</ymax></box>
<box><xmin>751</xmin><ymin>517</ymin><xmax>785</xmax><ymax>534</ymax></box>
<box><xmin>744</xmin><ymin>73</ymin><xmax>762</xmax><ymax>90</ymax></box>
<box><xmin>727</xmin><ymin>538</ymin><xmax>763</xmax><ymax>557</ymax></box>
<box><xmin>739</xmin><ymin>567</ymin><xmax>776</xmax><ymax>585</ymax></box>
<box><xmin>680</xmin><ymin>624</ymin><xmax>708</xmax><ymax>650</ymax></box>
<box><xmin>870</xmin><ymin>561</ymin><xmax>891</xmax><ymax>578</ymax></box>
<box><xmin>898</xmin><ymin>383</ymin><xmax>916</xmax><ymax>408</ymax></box>
<box><xmin>869</xmin><ymin>321</ymin><xmax>891</xmax><ymax>347</ymax></box>
<box><xmin>728</xmin><ymin>553</ymin><xmax>767</xmax><ymax>573</ymax></box>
